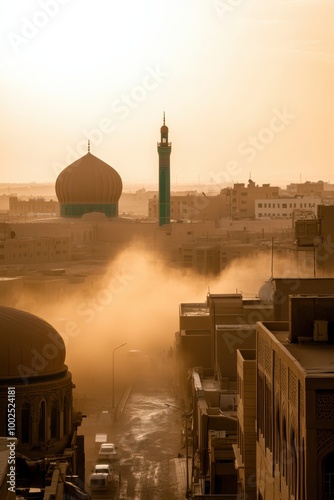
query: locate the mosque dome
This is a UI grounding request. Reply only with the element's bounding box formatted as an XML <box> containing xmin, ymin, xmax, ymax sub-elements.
<box><xmin>0</xmin><ymin>305</ymin><xmax>67</xmax><ymax>380</ymax></box>
<box><xmin>56</xmin><ymin>152</ymin><xmax>122</xmax><ymax>204</ymax></box>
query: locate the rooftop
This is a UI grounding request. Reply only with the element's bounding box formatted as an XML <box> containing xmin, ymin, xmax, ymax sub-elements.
<box><xmin>180</xmin><ymin>303</ymin><xmax>209</xmax><ymax>316</ymax></box>
<box><xmin>271</xmin><ymin>330</ymin><xmax>334</xmax><ymax>377</ymax></box>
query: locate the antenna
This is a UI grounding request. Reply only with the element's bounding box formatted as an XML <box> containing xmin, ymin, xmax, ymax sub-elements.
<box><xmin>88</xmin><ymin>140</ymin><xmax>90</xmax><ymax>153</ymax></box>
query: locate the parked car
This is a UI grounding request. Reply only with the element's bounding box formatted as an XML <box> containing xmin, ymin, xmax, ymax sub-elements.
<box><xmin>98</xmin><ymin>443</ymin><xmax>118</xmax><ymax>462</ymax></box>
<box><xmin>93</xmin><ymin>463</ymin><xmax>113</xmax><ymax>478</ymax></box>
<box><xmin>89</xmin><ymin>472</ymin><xmax>112</xmax><ymax>491</ymax></box>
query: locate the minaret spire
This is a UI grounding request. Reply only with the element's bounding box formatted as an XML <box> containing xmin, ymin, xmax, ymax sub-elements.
<box><xmin>157</xmin><ymin>114</ymin><xmax>172</xmax><ymax>227</ymax></box>
<box><xmin>88</xmin><ymin>140</ymin><xmax>90</xmax><ymax>153</ymax></box>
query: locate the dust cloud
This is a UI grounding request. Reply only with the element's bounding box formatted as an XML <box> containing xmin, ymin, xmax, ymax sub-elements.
<box><xmin>17</xmin><ymin>245</ymin><xmax>305</xmax><ymax>397</ymax></box>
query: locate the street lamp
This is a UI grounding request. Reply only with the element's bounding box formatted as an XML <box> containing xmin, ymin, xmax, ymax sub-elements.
<box><xmin>164</xmin><ymin>403</ymin><xmax>192</xmax><ymax>498</ymax></box>
<box><xmin>112</xmin><ymin>342</ymin><xmax>127</xmax><ymax>408</ymax></box>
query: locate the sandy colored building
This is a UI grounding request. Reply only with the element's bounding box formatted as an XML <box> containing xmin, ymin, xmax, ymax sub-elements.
<box><xmin>0</xmin><ymin>235</ymin><xmax>71</xmax><ymax>265</ymax></box>
<box><xmin>149</xmin><ymin>181</ymin><xmax>282</xmax><ymax>222</ymax></box>
<box><xmin>233</xmin><ymin>349</ymin><xmax>257</xmax><ymax>500</ymax></box>
<box><xmin>255</xmin><ymin>196</ymin><xmax>321</xmax><ymax>219</ymax></box>
<box><xmin>256</xmin><ymin>295</ymin><xmax>334</xmax><ymax>499</ymax></box>
<box><xmin>148</xmin><ymin>191</ymin><xmax>228</xmax><ymax>221</ymax></box>
<box><xmin>221</xmin><ymin>180</ymin><xmax>281</xmax><ymax>219</ymax></box>
<box><xmin>9</xmin><ymin>196</ymin><xmax>59</xmax><ymax>217</ymax></box>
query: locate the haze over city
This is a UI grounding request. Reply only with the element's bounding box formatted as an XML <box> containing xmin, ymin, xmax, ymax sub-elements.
<box><xmin>2</xmin><ymin>2</ymin><xmax>334</xmax><ymax>499</ymax></box>
<box><xmin>2</xmin><ymin>0</ymin><xmax>334</xmax><ymax>186</ymax></box>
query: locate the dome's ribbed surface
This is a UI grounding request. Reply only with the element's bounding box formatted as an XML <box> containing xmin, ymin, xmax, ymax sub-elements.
<box><xmin>55</xmin><ymin>152</ymin><xmax>122</xmax><ymax>204</ymax></box>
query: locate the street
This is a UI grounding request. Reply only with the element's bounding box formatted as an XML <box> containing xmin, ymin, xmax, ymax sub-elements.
<box><xmin>77</xmin><ymin>355</ymin><xmax>189</xmax><ymax>499</ymax></box>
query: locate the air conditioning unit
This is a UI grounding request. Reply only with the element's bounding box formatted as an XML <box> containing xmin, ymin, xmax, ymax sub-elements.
<box><xmin>313</xmin><ymin>320</ymin><xmax>328</xmax><ymax>342</ymax></box>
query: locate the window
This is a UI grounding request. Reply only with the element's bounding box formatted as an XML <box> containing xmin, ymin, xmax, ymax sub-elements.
<box><xmin>282</xmin><ymin>203</ymin><xmax>287</xmax><ymax>208</ymax></box>
<box><xmin>258</xmin><ymin>203</ymin><xmax>263</xmax><ymax>208</ymax></box>
<box><xmin>51</xmin><ymin>400</ymin><xmax>59</xmax><ymax>439</ymax></box>
<box><xmin>38</xmin><ymin>401</ymin><xmax>46</xmax><ymax>442</ymax></box>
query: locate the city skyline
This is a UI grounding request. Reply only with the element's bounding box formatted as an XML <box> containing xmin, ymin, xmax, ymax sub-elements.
<box><xmin>2</xmin><ymin>0</ymin><xmax>333</xmax><ymax>186</ymax></box>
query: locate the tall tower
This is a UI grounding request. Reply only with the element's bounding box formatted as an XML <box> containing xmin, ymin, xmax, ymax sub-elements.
<box><xmin>157</xmin><ymin>113</ymin><xmax>172</xmax><ymax>226</ymax></box>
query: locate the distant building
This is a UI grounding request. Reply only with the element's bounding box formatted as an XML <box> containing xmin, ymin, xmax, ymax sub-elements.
<box><xmin>0</xmin><ymin>235</ymin><xmax>71</xmax><ymax>265</ymax></box>
<box><xmin>148</xmin><ymin>192</ymin><xmax>227</xmax><ymax>221</ymax></box>
<box><xmin>55</xmin><ymin>143</ymin><xmax>122</xmax><ymax>218</ymax></box>
<box><xmin>179</xmin><ymin>240</ymin><xmax>260</xmax><ymax>275</ymax></box>
<box><xmin>221</xmin><ymin>180</ymin><xmax>281</xmax><ymax>219</ymax></box>
<box><xmin>255</xmin><ymin>196</ymin><xmax>321</xmax><ymax>219</ymax></box>
<box><xmin>295</xmin><ymin>205</ymin><xmax>334</xmax><ymax>275</ymax></box>
<box><xmin>286</xmin><ymin>180</ymin><xmax>333</xmax><ymax>197</ymax></box>
<box><xmin>9</xmin><ymin>196</ymin><xmax>59</xmax><ymax>217</ymax></box>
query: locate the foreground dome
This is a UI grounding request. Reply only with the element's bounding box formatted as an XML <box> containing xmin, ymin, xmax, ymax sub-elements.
<box><xmin>55</xmin><ymin>151</ymin><xmax>123</xmax><ymax>218</ymax></box>
<box><xmin>0</xmin><ymin>305</ymin><xmax>67</xmax><ymax>381</ymax></box>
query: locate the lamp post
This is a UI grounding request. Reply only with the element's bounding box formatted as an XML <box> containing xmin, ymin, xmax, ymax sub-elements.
<box><xmin>112</xmin><ymin>342</ymin><xmax>127</xmax><ymax>408</ymax></box>
<box><xmin>164</xmin><ymin>403</ymin><xmax>192</xmax><ymax>498</ymax></box>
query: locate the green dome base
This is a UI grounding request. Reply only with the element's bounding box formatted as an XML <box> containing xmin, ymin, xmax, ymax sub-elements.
<box><xmin>60</xmin><ymin>203</ymin><xmax>118</xmax><ymax>218</ymax></box>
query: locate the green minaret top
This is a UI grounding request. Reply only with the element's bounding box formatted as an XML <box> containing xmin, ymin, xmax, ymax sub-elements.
<box><xmin>157</xmin><ymin>113</ymin><xmax>171</xmax><ymax>226</ymax></box>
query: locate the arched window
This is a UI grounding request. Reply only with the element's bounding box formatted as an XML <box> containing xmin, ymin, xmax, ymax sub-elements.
<box><xmin>323</xmin><ymin>451</ymin><xmax>334</xmax><ymax>499</ymax></box>
<box><xmin>51</xmin><ymin>400</ymin><xmax>59</xmax><ymax>439</ymax></box>
<box><xmin>21</xmin><ymin>403</ymin><xmax>31</xmax><ymax>443</ymax></box>
<box><xmin>38</xmin><ymin>401</ymin><xmax>46</xmax><ymax>442</ymax></box>
<box><xmin>63</xmin><ymin>396</ymin><xmax>69</xmax><ymax>435</ymax></box>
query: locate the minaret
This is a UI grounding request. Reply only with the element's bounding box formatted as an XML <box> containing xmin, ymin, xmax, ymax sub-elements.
<box><xmin>157</xmin><ymin>113</ymin><xmax>172</xmax><ymax>226</ymax></box>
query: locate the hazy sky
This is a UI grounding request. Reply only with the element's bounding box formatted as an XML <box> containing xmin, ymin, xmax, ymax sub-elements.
<box><xmin>2</xmin><ymin>0</ymin><xmax>334</xmax><ymax>187</ymax></box>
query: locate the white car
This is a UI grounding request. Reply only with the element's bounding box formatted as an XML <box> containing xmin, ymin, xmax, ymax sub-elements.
<box><xmin>89</xmin><ymin>472</ymin><xmax>112</xmax><ymax>491</ymax></box>
<box><xmin>93</xmin><ymin>463</ymin><xmax>113</xmax><ymax>477</ymax></box>
<box><xmin>98</xmin><ymin>443</ymin><xmax>118</xmax><ymax>461</ymax></box>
